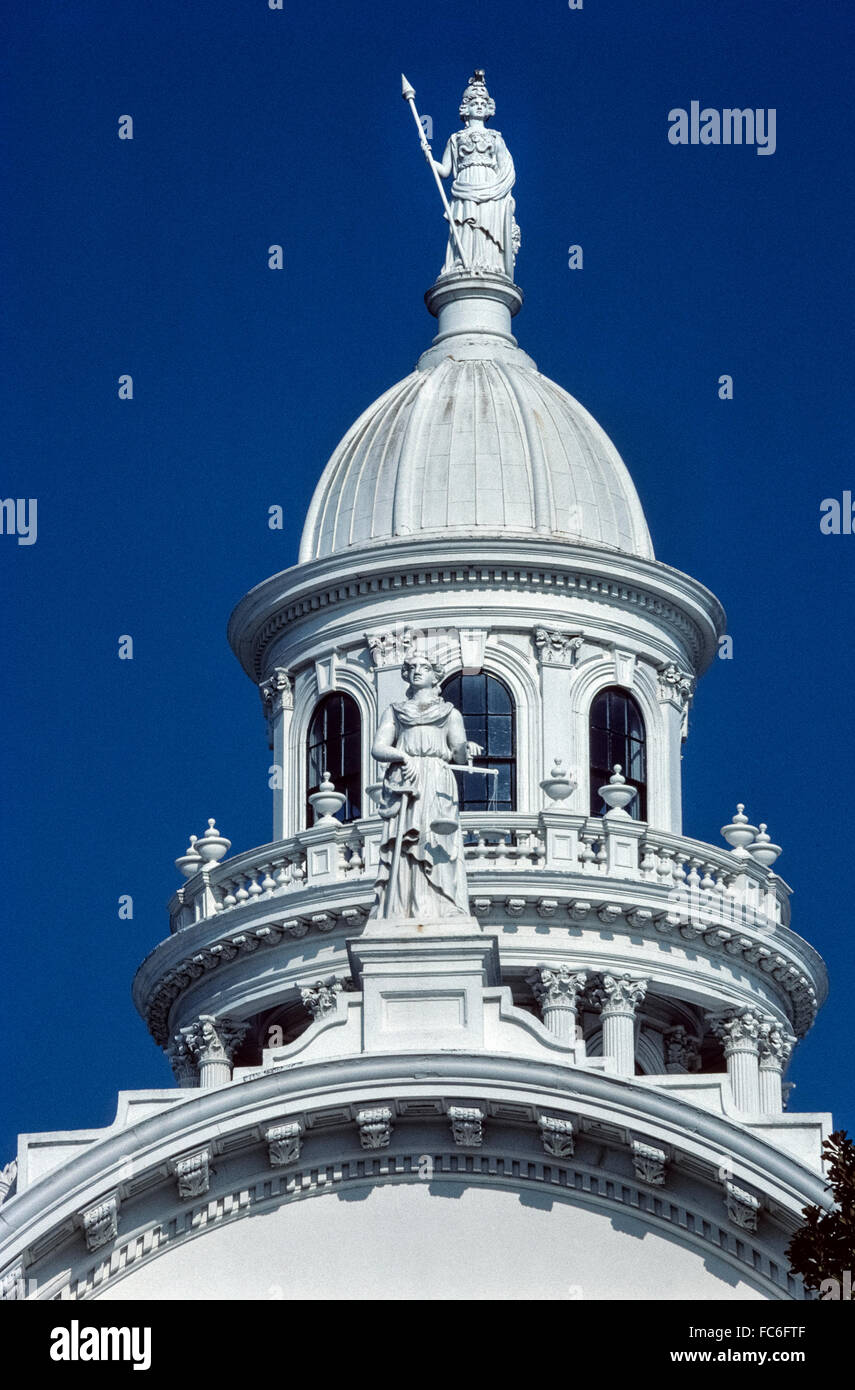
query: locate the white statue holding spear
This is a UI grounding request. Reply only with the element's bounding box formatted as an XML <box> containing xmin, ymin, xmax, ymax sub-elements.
<box><xmin>402</xmin><ymin>69</ymin><xmax>519</xmax><ymax>279</ymax></box>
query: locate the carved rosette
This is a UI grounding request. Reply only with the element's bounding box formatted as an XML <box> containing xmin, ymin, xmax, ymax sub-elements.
<box><xmin>592</xmin><ymin>974</ymin><xmax>648</xmax><ymax>1018</ymax></box>
<box><xmin>82</xmin><ymin>1195</ymin><xmax>119</xmax><ymax>1253</ymax></box>
<box><xmin>356</xmin><ymin>1107</ymin><xmax>394</xmax><ymax>1150</ymax></box>
<box><xmin>300</xmin><ymin>979</ymin><xmax>343</xmax><ymax>1021</ymax></box>
<box><xmin>449</xmin><ymin>1106</ymin><xmax>484</xmax><ymax>1148</ymax></box>
<box><xmin>538</xmin><ymin>1115</ymin><xmax>575</xmax><ymax>1158</ymax></box>
<box><xmin>533</xmin><ymin>626</ymin><xmax>584</xmax><ymax>667</ymax></box>
<box><xmin>266</xmin><ymin>1121</ymin><xmax>304</xmax><ymax>1168</ymax></box>
<box><xmin>724</xmin><ymin>1180</ymin><xmax>760</xmax><ymax>1232</ymax></box>
<box><xmin>172</xmin><ymin>1148</ymin><xmax>211</xmax><ymax>1200</ymax></box>
<box><xmin>366</xmin><ymin>627</ymin><xmax>415</xmax><ymax>669</ymax></box>
<box><xmin>663</xmin><ymin>1026</ymin><xmax>701</xmax><ymax>1075</ymax></box>
<box><xmin>632</xmin><ymin>1140</ymin><xmax>667</xmax><ymax>1186</ymax></box>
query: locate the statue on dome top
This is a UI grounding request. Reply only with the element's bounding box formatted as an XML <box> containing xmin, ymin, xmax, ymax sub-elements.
<box><xmin>402</xmin><ymin>69</ymin><xmax>520</xmax><ymax>279</ymax></box>
<box><xmin>370</xmin><ymin>653</ymin><xmax>481</xmax><ymax>920</ymax></box>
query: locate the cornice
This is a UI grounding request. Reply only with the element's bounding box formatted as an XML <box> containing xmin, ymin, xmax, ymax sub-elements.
<box><xmin>0</xmin><ymin>1053</ymin><xmax>829</xmax><ymax>1300</ymax></box>
<box><xmin>132</xmin><ymin>882</ymin><xmax>825</xmax><ymax>1047</ymax></box>
<box><xmin>227</xmin><ymin>536</ymin><xmax>726</xmax><ymax>685</ymax></box>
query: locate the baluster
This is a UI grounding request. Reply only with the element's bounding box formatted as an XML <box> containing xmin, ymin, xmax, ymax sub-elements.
<box><xmin>247</xmin><ymin>869</ymin><xmax>263</xmax><ymax>899</ymax></box>
<box><xmin>221</xmin><ymin>878</ymin><xmax>237</xmax><ymax>910</ymax></box>
<box><xmin>234</xmin><ymin>874</ymin><xmax>250</xmax><ymax>905</ymax></box>
<box><xmin>657</xmin><ymin>846</ymin><xmax>674</xmax><ymax>888</ymax></box>
<box><xmin>260</xmin><ymin>863</ymin><xmax>276</xmax><ymax>895</ymax></box>
<box><xmin>640</xmin><ymin>841</ymin><xmax>657</xmax><ymax>881</ymax></box>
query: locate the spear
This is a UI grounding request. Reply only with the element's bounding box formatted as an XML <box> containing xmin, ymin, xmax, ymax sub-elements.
<box><xmin>401</xmin><ymin>73</ymin><xmax>469</xmax><ymax>269</ymax></box>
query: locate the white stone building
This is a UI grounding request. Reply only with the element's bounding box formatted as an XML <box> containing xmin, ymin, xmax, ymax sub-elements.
<box><xmin>0</xmin><ymin>78</ymin><xmax>833</xmax><ymax>1302</ymax></box>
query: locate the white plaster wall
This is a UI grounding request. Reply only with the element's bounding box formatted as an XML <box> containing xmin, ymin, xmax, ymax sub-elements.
<box><xmin>97</xmin><ymin>1180</ymin><xmax>769</xmax><ymax>1301</ymax></box>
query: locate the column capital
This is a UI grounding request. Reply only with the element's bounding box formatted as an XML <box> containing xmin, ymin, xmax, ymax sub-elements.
<box><xmin>166</xmin><ymin>1032</ymin><xmax>198</xmax><ymax>1087</ymax></box>
<box><xmin>592</xmin><ymin>973</ymin><xmax>648</xmax><ymax>1016</ymax></box>
<box><xmin>527</xmin><ymin>964</ymin><xmax>588</xmax><ymax>1011</ymax></box>
<box><xmin>708</xmin><ymin>1007</ymin><xmax>766</xmax><ymax>1056</ymax></box>
<box><xmin>533</xmin><ymin>625</ymin><xmax>584</xmax><ymax>667</ymax></box>
<box><xmin>758</xmin><ymin>1021</ymin><xmax>796</xmax><ymax>1070</ymax></box>
<box><xmin>259</xmin><ymin>666</ymin><xmax>293</xmax><ymax>715</ymax></box>
<box><xmin>182</xmin><ymin>1014</ymin><xmax>247</xmax><ymax>1066</ymax></box>
<box><xmin>299</xmin><ymin>977</ymin><xmax>343</xmax><ymax>1021</ymax></box>
<box><xmin>365</xmin><ymin>626</ymin><xmax>415</xmax><ymax>669</ymax></box>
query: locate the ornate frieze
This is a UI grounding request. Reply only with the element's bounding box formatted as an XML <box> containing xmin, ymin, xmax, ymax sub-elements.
<box><xmin>82</xmin><ymin>1195</ymin><xmax>119</xmax><ymax>1253</ymax></box>
<box><xmin>449</xmin><ymin>1106</ymin><xmax>484</xmax><ymax>1148</ymax></box>
<box><xmin>632</xmin><ymin>1140</ymin><xmax>667</xmax><ymax>1186</ymax></box>
<box><xmin>266</xmin><ymin>1120</ymin><xmax>304</xmax><ymax>1167</ymax></box>
<box><xmin>300</xmin><ymin>978</ymin><xmax>343</xmax><ymax>1020</ymax></box>
<box><xmin>724</xmin><ymin>1180</ymin><xmax>760</xmax><ymax>1232</ymax></box>
<box><xmin>538</xmin><ymin>1114</ymin><xmax>575</xmax><ymax>1157</ymax></box>
<box><xmin>356</xmin><ymin>1107</ymin><xmax>394</xmax><ymax>1150</ymax></box>
<box><xmin>172</xmin><ymin>1148</ymin><xmax>211</xmax><ymax>1200</ymax></box>
<box><xmin>533</xmin><ymin>626</ymin><xmax>584</xmax><ymax>666</ymax></box>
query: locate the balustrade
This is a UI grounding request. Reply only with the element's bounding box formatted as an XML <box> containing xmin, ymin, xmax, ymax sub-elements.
<box><xmin>166</xmin><ymin>810</ymin><xmax>788</xmax><ymax>936</ymax></box>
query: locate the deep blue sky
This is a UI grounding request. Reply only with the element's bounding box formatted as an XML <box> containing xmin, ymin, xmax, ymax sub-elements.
<box><xmin>2</xmin><ymin>0</ymin><xmax>853</xmax><ymax>1164</ymax></box>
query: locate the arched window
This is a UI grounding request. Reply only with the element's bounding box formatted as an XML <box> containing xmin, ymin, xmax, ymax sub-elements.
<box><xmin>589</xmin><ymin>687</ymin><xmax>646</xmax><ymax>820</ymax></box>
<box><xmin>306</xmin><ymin>693</ymin><xmax>361</xmax><ymax>825</ymax></box>
<box><xmin>442</xmin><ymin>673</ymin><xmax>516</xmax><ymax>812</ymax></box>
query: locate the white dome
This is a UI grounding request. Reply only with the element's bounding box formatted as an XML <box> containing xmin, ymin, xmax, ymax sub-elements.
<box><xmin>299</xmin><ymin>332</ymin><xmax>654</xmax><ymax>563</ymax></box>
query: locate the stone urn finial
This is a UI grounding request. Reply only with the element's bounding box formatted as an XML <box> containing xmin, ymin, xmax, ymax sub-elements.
<box><xmin>175</xmin><ymin>833</ymin><xmax>204</xmax><ymax>879</ymax></box>
<box><xmin>748</xmin><ymin>822</ymin><xmax>782</xmax><ymax>868</ymax></box>
<box><xmin>540</xmin><ymin>758</ymin><xmax>576</xmax><ymax>804</ymax></box>
<box><xmin>720</xmin><ymin>803</ymin><xmax>758</xmax><ymax>857</ymax></box>
<box><xmin>598</xmin><ymin>764</ymin><xmax>637</xmax><ymax>814</ymax></box>
<box><xmin>195</xmin><ymin>819</ymin><xmax>232</xmax><ymax>863</ymax></box>
<box><xmin>309</xmin><ymin>771</ymin><xmax>346</xmax><ymax>825</ymax></box>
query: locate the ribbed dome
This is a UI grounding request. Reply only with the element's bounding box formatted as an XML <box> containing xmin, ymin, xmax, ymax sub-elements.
<box><xmin>299</xmin><ymin>281</ymin><xmax>654</xmax><ymax>563</ymax></box>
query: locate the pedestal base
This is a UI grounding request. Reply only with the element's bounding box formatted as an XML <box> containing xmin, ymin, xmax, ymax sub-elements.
<box><xmin>347</xmin><ymin>918</ymin><xmax>500</xmax><ymax>1053</ymax></box>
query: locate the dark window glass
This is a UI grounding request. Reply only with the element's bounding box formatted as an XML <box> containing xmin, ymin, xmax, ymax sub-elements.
<box><xmin>589</xmin><ymin>687</ymin><xmax>647</xmax><ymax>820</ymax></box>
<box><xmin>442</xmin><ymin>673</ymin><xmax>516</xmax><ymax>812</ymax></box>
<box><xmin>306</xmin><ymin>693</ymin><xmax>361</xmax><ymax>825</ymax></box>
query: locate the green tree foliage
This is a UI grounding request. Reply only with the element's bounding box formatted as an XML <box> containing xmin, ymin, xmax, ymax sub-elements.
<box><xmin>787</xmin><ymin>1130</ymin><xmax>855</xmax><ymax>1293</ymax></box>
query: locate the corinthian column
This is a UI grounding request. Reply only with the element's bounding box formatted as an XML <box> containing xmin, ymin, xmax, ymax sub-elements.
<box><xmin>258</xmin><ymin>668</ymin><xmax>293</xmax><ymax>840</ymax></box>
<box><xmin>527</xmin><ymin>965</ymin><xmax>587</xmax><ymax>1042</ymax></box>
<box><xmin>758</xmin><ymin>1023</ymin><xmax>795</xmax><ymax>1114</ymax></box>
<box><xmin>182</xmin><ymin>1015</ymin><xmax>247</xmax><ymax>1089</ymax></box>
<box><xmin>592</xmin><ymin>974</ymin><xmax>648</xmax><ymax>1076</ymax></box>
<box><xmin>710</xmin><ymin>1009</ymin><xmax>764</xmax><ymax>1113</ymax></box>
